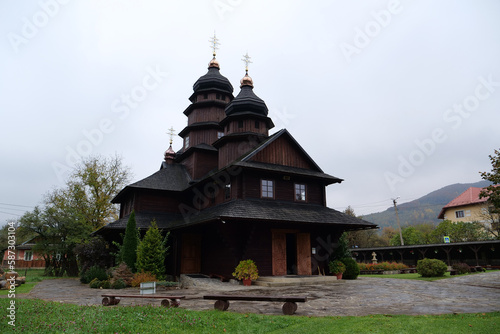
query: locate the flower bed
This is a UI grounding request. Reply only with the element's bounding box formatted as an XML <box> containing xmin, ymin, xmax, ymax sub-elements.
<box><xmin>358</xmin><ymin>262</ymin><xmax>408</xmax><ymax>274</ymax></box>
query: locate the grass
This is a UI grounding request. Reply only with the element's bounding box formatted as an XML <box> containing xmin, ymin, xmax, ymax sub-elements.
<box><xmin>359</xmin><ymin>270</ymin><xmax>493</xmax><ymax>281</ymax></box>
<box><xmin>0</xmin><ymin>299</ymin><xmax>498</xmax><ymax>333</ymax></box>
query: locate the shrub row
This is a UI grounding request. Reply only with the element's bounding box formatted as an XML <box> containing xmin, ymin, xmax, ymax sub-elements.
<box><xmin>358</xmin><ymin>262</ymin><xmax>408</xmax><ymax>271</ymax></box>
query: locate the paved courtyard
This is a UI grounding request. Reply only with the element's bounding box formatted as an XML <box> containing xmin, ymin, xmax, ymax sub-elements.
<box><xmin>19</xmin><ymin>271</ymin><xmax>500</xmax><ymax>317</ymax></box>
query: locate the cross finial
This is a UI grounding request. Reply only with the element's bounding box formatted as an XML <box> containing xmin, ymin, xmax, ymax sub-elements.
<box><xmin>167</xmin><ymin>126</ymin><xmax>176</xmax><ymax>145</ymax></box>
<box><xmin>241</xmin><ymin>52</ymin><xmax>252</xmax><ymax>74</ymax></box>
<box><xmin>209</xmin><ymin>32</ymin><xmax>220</xmax><ymax>57</ymax></box>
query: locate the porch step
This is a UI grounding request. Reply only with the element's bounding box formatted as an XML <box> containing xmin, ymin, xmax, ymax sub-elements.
<box><xmin>254</xmin><ymin>275</ymin><xmax>341</xmax><ymax>287</ymax></box>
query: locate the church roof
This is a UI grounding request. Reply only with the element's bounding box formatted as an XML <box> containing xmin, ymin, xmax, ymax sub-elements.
<box><xmin>224</xmin><ymin>85</ymin><xmax>269</xmax><ymax>117</ymax></box>
<box><xmin>193</xmin><ymin>67</ymin><xmax>233</xmax><ymax>94</ymax></box>
<box><xmin>168</xmin><ymin>199</ymin><xmax>377</xmax><ymax>231</ymax></box>
<box><xmin>112</xmin><ymin>163</ymin><xmax>191</xmax><ymax>203</ymax></box>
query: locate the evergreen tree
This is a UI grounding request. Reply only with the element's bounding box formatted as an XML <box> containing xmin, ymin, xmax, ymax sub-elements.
<box><xmin>332</xmin><ymin>232</ymin><xmax>351</xmax><ymax>260</ymax></box>
<box><xmin>136</xmin><ymin>220</ymin><xmax>169</xmax><ymax>280</ymax></box>
<box><xmin>121</xmin><ymin>211</ymin><xmax>139</xmax><ymax>272</ymax></box>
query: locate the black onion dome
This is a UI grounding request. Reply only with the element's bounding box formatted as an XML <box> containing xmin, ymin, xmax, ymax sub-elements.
<box><xmin>224</xmin><ymin>85</ymin><xmax>268</xmax><ymax>116</ymax></box>
<box><xmin>193</xmin><ymin>67</ymin><xmax>233</xmax><ymax>93</ymax></box>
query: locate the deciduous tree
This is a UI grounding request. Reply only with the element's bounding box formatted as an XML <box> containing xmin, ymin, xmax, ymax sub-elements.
<box><xmin>480</xmin><ymin>148</ymin><xmax>500</xmax><ymax>238</ymax></box>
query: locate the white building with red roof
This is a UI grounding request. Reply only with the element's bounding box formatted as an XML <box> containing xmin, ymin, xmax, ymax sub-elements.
<box><xmin>438</xmin><ymin>187</ymin><xmax>490</xmax><ymax>222</ymax></box>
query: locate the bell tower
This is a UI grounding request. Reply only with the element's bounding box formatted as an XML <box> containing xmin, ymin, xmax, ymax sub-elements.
<box><xmin>216</xmin><ymin>52</ymin><xmax>274</xmax><ymax>168</ymax></box>
<box><xmin>177</xmin><ymin>34</ymin><xmax>234</xmax><ymax>179</ymax></box>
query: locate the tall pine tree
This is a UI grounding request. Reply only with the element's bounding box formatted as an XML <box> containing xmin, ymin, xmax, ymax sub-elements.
<box><xmin>121</xmin><ymin>211</ymin><xmax>139</xmax><ymax>272</ymax></box>
<box><xmin>136</xmin><ymin>220</ymin><xmax>169</xmax><ymax>280</ymax></box>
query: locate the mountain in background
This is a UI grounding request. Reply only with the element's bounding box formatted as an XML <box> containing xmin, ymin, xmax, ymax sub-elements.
<box><xmin>362</xmin><ymin>180</ymin><xmax>492</xmax><ymax>230</ymax></box>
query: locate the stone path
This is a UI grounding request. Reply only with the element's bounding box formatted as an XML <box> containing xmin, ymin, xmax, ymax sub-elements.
<box><xmin>17</xmin><ymin>271</ymin><xmax>500</xmax><ymax>317</ymax></box>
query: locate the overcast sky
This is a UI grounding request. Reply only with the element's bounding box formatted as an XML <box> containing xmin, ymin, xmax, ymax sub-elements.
<box><xmin>1</xmin><ymin>0</ymin><xmax>499</xmax><ymax>225</ymax></box>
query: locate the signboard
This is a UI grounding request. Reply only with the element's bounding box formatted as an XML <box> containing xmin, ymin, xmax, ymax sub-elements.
<box><xmin>140</xmin><ymin>282</ymin><xmax>156</xmax><ymax>295</ymax></box>
<box><xmin>443</xmin><ymin>236</ymin><xmax>450</xmax><ymax>244</ymax></box>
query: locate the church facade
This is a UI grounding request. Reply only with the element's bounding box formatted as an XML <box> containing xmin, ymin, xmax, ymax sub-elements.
<box><xmin>97</xmin><ymin>50</ymin><xmax>376</xmax><ymax>278</ymax></box>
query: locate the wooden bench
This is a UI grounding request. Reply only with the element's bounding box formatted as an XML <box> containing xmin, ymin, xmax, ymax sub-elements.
<box><xmin>203</xmin><ymin>294</ymin><xmax>307</xmax><ymax>315</ymax></box>
<box><xmin>101</xmin><ymin>294</ymin><xmax>185</xmax><ymax>307</ymax></box>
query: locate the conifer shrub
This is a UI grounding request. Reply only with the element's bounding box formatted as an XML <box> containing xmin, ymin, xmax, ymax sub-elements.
<box><xmin>80</xmin><ymin>265</ymin><xmax>108</xmax><ymax>284</ymax></box>
<box><xmin>111</xmin><ymin>278</ymin><xmax>127</xmax><ymax>289</ymax></box>
<box><xmin>100</xmin><ymin>280</ymin><xmax>111</xmax><ymax>289</ymax></box>
<box><xmin>121</xmin><ymin>211</ymin><xmax>139</xmax><ymax>272</ymax></box>
<box><xmin>136</xmin><ymin>221</ymin><xmax>169</xmax><ymax>281</ymax></box>
<box><xmin>416</xmin><ymin>258</ymin><xmax>447</xmax><ymax>277</ymax></box>
<box><xmin>89</xmin><ymin>278</ymin><xmax>101</xmax><ymax>289</ymax></box>
<box><xmin>452</xmin><ymin>263</ymin><xmax>471</xmax><ymax>275</ymax></box>
<box><xmin>131</xmin><ymin>271</ymin><xmax>158</xmax><ymax>287</ymax></box>
<box><xmin>110</xmin><ymin>263</ymin><xmax>134</xmax><ymax>287</ymax></box>
<box><xmin>341</xmin><ymin>257</ymin><xmax>360</xmax><ymax>279</ymax></box>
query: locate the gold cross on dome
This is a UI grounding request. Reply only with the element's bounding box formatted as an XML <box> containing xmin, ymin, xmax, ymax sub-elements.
<box><xmin>209</xmin><ymin>32</ymin><xmax>220</xmax><ymax>57</ymax></box>
<box><xmin>241</xmin><ymin>52</ymin><xmax>252</xmax><ymax>73</ymax></box>
<box><xmin>167</xmin><ymin>126</ymin><xmax>176</xmax><ymax>145</ymax></box>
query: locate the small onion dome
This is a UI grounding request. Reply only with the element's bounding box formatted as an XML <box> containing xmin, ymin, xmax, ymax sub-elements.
<box><xmin>208</xmin><ymin>57</ymin><xmax>220</xmax><ymax>69</ymax></box>
<box><xmin>164</xmin><ymin>145</ymin><xmax>175</xmax><ymax>162</ymax></box>
<box><xmin>240</xmin><ymin>73</ymin><xmax>253</xmax><ymax>88</ymax></box>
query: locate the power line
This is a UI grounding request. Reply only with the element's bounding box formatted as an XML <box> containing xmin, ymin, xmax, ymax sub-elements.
<box><xmin>0</xmin><ymin>202</ymin><xmax>35</xmax><ymax>208</ymax></box>
<box><xmin>0</xmin><ymin>210</ymin><xmax>22</xmax><ymax>217</ymax></box>
<box><xmin>0</xmin><ymin>206</ymin><xmax>29</xmax><ymax>212</ymax></box>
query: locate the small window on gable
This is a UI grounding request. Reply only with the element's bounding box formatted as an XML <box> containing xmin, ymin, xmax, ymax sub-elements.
<box><xmin>456</xmin><ymin>210</ymin><xmax>464</xmax><ymax>218</ymax></box>
<box><xmin>255</xmin><ymin>121</ymin><xmax>260</xmax><ymax>129</ymax></box>
<box><xmin>225</xmin><ymin>183</ymin><xmax>231</xmax><ymax>200</ymax></box>
<box><xmin>261</xmin><ymin>179</ymin><xmax>274</xmax><ymax>198</ymax></box>
<box><xmin>185</xmin><ymin>136</ymin><xmax>190</xmax><ymax>149</ymax></box>
<box><xmin>24</xmin><ymin>251</ymin><xmax>33</xmax><ymax>261</ymax></box>
<box><xmin>295</xmin><ymin>184</ymin><xmax>306</xmax><ymax>201</ymax></box>
<box><xmin>238</xmin><ymin>120</ymin><xmax>243</xmax><ymax>128</ymax></box>
<box><xmin>217</xmin><ymin>131</ymin><xmax>224</xmax><ymax>139</ymax></box>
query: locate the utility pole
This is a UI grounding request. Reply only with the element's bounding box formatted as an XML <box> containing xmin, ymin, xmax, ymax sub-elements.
<box><xmin>392</xmin><ymin>197</ymin><xmax>404</xmax><ymax>246</ymax></box>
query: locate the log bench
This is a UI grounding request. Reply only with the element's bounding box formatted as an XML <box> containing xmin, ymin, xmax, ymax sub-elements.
<box><xmin>203</xmin><ymin>294</ymin><xmax>308</xmax><ymax>315</ymax></box>
<box><xmin>101</xmin><ymin>294</ymin><xmax>185</xmax><ymax>307</ymax></box>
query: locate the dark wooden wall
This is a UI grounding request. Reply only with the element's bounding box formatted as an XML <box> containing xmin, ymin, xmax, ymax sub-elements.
<box><xmin>135</xmin><ymin>190</ymin><xmax>181</xmax><ymax>213</ymax></box>
<box><xmin>251</xmin><ymin>135</ymin><xmax>316</xmax><ymax>170</ymax></box>
<box><xmin>243</xmin><ymin>172</ymin><xmax>324</xmax><ymax>204</ymax></box>
<box><xmin>187</xmin><ymin>106</ymin><xmax>226</xmax><ymax>124</ymax></box>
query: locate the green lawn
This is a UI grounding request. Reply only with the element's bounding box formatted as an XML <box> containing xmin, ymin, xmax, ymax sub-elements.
<box><xmin>0</xmin><ymin>299</ymin><xmax>498</xmax><ymax>333</ymax></box>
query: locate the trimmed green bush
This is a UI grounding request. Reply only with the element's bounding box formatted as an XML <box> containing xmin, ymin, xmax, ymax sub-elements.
<box><xmin>80</xmin><ymin>265</ymin><xmax>108</xmax><ymax>284</ymax></box>
<box><xmin>341</xmin><ymin>257</ymin><xmax>360</xmax><ymax>279</ymax></box>
<box><xmin>452</xmin><ymin>263</ymin><xmax>471</xmax><ymax>275</ymax></box>
<box><xmin>89</xmin><ymin>278</ymin><xmax>101</xmax><ymax>289</ymax></box>
<box><xmin>417</xmin><ymin>258</ymin><xmax>447</xmax><ymax>277</ymax></box>
<box><xmin>111</xmin><ymin>278</ymin><xmax>127</xmax><ymax>289</ymax></box>
<box><xmin>100</xmin><ymin>280</ymin><xmax>111</xmax><ymax>289</ymax></box>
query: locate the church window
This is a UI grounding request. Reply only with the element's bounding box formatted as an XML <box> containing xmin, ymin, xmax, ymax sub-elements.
<box><xmin>185</xmin><ymin>136</ymin><xmax>190</xmax><ymax>149</ymax></box>
<box><xmin>295</xmin><ymin>184</ymin><xmax>306</xmax><ymax>201</ymax></box>
<box><xmin>204</xmin><ymin>93</ymin><xmax>208</xmax><ymax>99</ymax></box>
<box><xmin>225</xmin><ymin>183</ymin><xmax>231</xmax><ymax>200</ymax></box>
<box><xmin>216</xmin><ymin>93</ymin><xmax>221</xmax><ymax>100</ymax></box>
<box><xmin>255</xmin><ymin>121</ymin><xmax>260</xmax><ymax>129</ymax></box>
<box><xmin>238</xmin><ymin>120</ymin><xmax>243</xmax><ymax>128</ymax></box>
<box><xmin>217</xmin><ymin>131</ymin><xmax>224</xmax><ymax>139</ymax></box>
<box><xmin>261</xmin><ymin>179</ymin><xmax>274</xmax><ymax>198</ymax></box>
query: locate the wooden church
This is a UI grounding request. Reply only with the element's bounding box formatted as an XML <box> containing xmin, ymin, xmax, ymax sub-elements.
<box><xmin>97</xmin><ymin>42</ymin><xmax>377</xmax><ymax>278</ymax></box>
